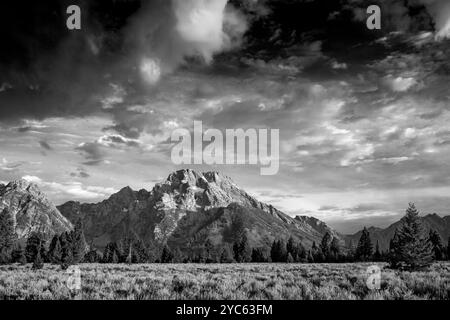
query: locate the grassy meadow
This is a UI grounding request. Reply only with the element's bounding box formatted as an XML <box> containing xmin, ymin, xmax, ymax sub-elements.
<box><xmin>0</xmin><ymin>262</ymin><xmax>449</xmax><ymax>300</ymax></box>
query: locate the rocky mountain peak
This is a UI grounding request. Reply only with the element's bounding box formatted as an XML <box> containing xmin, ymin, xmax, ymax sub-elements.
<box><xmin>4</xmin><ymin>179</ymin><xmax>43</xmax><ymax>197</ymax></box>
<box><xmin>0</xmin><ymin>178</ymin><xmax>73</xmax><ymax>241</ymax></box>
<box><xmin>109</xmin><ymin>186</ymin><xmax>136</xmax><ymax>203</ymax></box>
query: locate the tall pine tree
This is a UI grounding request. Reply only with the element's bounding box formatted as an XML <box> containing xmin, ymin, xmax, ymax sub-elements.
<box><xmin>428</xmin><ymin>229</ymin><xmax>444</xmax><ymax>261</ymax></box>
<box><xmin>11</xmin><ymin>243</ymin><xmax>26</xmax><ymax>264</ymax></box>
<box><xmin>447</xmin><ymin>237</ymin><xmax>450</xmax><ymax>261</ymax></box>
<box><xmin>48</xmin><ymin>235</ymin><xmax>62</xmax><ymax>264</ymax></box>
<box><xmin>161</xmin><ymin>245</ymin><xmax>174</xmax><ymax>263</ymax></box>
<box><xmin>355</xmin><ymin>227</ymin><xmax>373</xmax><ymax>261</ymax></box>
<box><xmin>25</xmin><ymin>233</ymin><xmax>43</xmax><ymax>263</ymax></box>
<box><xmin>373</xmin><ymin>241</ymin><xmax>382</xmax><ymax>261</ymax></box>
<box><xmin>0</xmin><ymin>208</ymin><xmax>16</xmax><ymax>264</ymax></box>
<box><xmin>71</xmin><ymin>219</ymin><xmax>87</xmax><ymax>264</ymax></box>
<box><xmin>330</xmin><ymin>237</ymin><xmax>341</xmax><ymax>262</ymax></box>
<box><xmin>389</xmin><ymin>203</ymin><xmax>433</xmax><ymax>270</ymax></box>
<box><xmin>233</xmin><ymin>233</ymin><xmax>251</xmax><ymax>263</ymax></box>
<box><xmin>320</xmin><ymin>232</ymin><xmax>332</xmax><ymax>261</ymax></box>
<box><xmin>59</xmin><ymin>232</ymin><xmax>73</xmax><ymax>268</ymax></box>
<box><xmin>270</xmin><ymin>239</ymin><xmax>287</xmax><ymax>262</ymax></box>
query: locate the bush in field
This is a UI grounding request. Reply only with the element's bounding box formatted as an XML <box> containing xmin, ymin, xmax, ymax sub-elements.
<box><xmin>389</xmin><ymin>203</ymin><xmax>433</xmax><ymax>271</ymax></box>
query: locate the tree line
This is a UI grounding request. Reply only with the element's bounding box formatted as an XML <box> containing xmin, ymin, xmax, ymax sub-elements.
<box><xmin>0</xmin><ymin>203</ymin><xmax>449</xmax><ymax>270</ymax></box>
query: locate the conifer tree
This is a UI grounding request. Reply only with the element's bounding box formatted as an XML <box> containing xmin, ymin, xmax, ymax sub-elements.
<box><xmin>125</xmin><ymin>244</ymin><xmax>133</xmax><ymax>264</ymax></box>
<box><xmin>251</xmin><ymin>247</ymin><xmax>269</xmax><ymax>262</ymax></box>
<box><xmin>71</xmin><ymin>219</ymin><xmax>87</xmax><ymax>264</ymax></box>
<box><xmin>220</xmin><ymin>246</ymin><xmax>234</xmax><ymax>263</ymax></box>
<box><xmin>25</xmin><ymin>232</ymin><xmax>42</xmax><ymax>263</ymax></box>
<box><xmin>373</xmin><ymin>241</ymin><xmax>382</xmax><ymax>262</ymax></box>
<box><xmin>330</xmin><ymin>237</ymin><xmax>341</xmax><ymax>262</ymax></box>
<box><xmin>32</xmin><ymin>249</ymin><xmax>44</xmax><ymax>270</ymax></box>
<box><xmin>388</xmin><ymin>229</ymin><xmax>401</xmax><ymax>268</ymax></box>
<box><xmin>286</xmin><ymin>237</ymin><xmax>296</xmax><ymax>259</ymax></box>
<box><xmin>238</xmin><ymin>234</ymin><xmax>251</xmax><ymax>262</ymax></box>
<box><xmin>132</xmin><ymin>239</ymin><xmax>149</xmax><ymax>263</ymax></box>
<box><xmin>112</xmin><ymin>251</ymin><xmax>119</xmax><ymax>264</ymax></box>
<box><xmin>173</xmin><ymin>248</ymin><xmax>184</xmax><ymax>263</ymax></box>
<box><xmin>59</xmin><ymin>232</ymin><xmax>73</xmax><ymax>267</ymax></box>
<box><xmin>389</xmin><ymin>203</ymin><xmax>433</xmax><ymax>270</ymax></box>
<box><xmin>48</xmin><ymin>235</ymin><xmax>62</xmax><ymax>264</ymax></box>
<box><xmin>161</xmin><ymin>245</ymin><xmax>174</xmax><ymax>263</ymax></box>
<box><xmin>102</xmin><ymin>242</ymin><xmax>118</xmax><ymax>263</ymax></box>
<box><xmin>84</xmin><ymin>249</ymin><xmax>102</xmax><ymax>263</ymax></box>
<box><xmin>355</xmin><ymin>227</ymin><xmax>373</xmax><ymax>261</ymax></box>
<box><xmin>270</xmin><ymin>239</ymin><xmax>287</xmax><ymax>262</ymax></box>
<box><xmin>0</xmin><ymin>208</ymin><xmax>16</xmax><ymax>264</ymax></box>
<box><xmin>447</xmin><ymin>237</ymin><xmax>450</xmax><ymax>261</ymax></box>
<box><xmin>320</xmin><ymin>232</ymin><xmax>332</xmax><ymax>260</ymax></box>
<box><xmin>204</xmin><ymin>239</ymin><xmax>215</xmax><ymax>263</ymax></box>
<box><xmin>347</xmin><ymin>240</ymin><xmax>356</xmax><ymax>262</ymax></box>
<box><xmin>287</xmin><ymin>253</ymin><xmax>294</xmax><ymax>263</ymax></box>
<box><xmin>296</xmin><ymin>242</ymin><xmax>307</xmax><ymax>262</ymax></box>
<box><xmin>11</xmin><ymin>243</ymin><xmax>26</xmax><ymax>264</ymax></box>
<box><xmin>428</xmin><ymin>229</ymin><xmax>444</xmax><ymax>261</ymax></box>
<box><xmin>307</xmin><ymin>250</ymin><xmax>314</xmax><ymax>263</ymax></box>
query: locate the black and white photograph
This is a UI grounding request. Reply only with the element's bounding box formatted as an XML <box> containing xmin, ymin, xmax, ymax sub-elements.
<box><xmin>0</xmin><ymin>0</ymin><xmax>450</xmax><ymax>306</ymax></box>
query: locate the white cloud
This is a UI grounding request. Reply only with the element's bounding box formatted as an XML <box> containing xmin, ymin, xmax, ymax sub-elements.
<box><xmin>140</xmin><ymin>58</ymin><xmax>162</xmax><ymax>85</ymax></box>
<box><xmin>383</xmin><ymin>76</ymin><xmax>417</xmax><ymax>92</ymax></box>
<box><xmin>22</xmin><ymin>175</ymin><xmax>116</xmax><ymax>201</ymax></box>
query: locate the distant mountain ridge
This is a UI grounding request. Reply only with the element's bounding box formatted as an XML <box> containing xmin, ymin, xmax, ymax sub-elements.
<box><xmin>57</xmin><ymin>169</ymin><xmax>344</xmax><ymax>250</ymax></box>
<box><xmin>344</xmin><ymin>214</ymin><xmax>450</xmax><ymax>251</ymax></box>
<box><xmin>0</xmin><ymin>179</ymin><xmax>72</xmax><ymax>242</ymax></box>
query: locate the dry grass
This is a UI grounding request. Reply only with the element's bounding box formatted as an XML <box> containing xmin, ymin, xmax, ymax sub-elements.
<box><xmin>0</xmin><ymin>262</ymin><xmax>449</xmax><ymax>300</ymax></box>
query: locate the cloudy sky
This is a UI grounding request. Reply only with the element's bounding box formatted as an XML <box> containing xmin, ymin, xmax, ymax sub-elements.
<box><xmin>1</xmin><ymin>0</ymin><xmax>450</xmax><ymax>234</ymax></box>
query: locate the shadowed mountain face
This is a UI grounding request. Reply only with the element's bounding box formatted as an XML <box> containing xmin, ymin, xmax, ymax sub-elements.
<box><xmin>344</xmin><ymin>214</ymin><xmax>450</xmax><ymax>251</ymax></box>
<box><xmin>58</xmin><ymin>169</ymin><xmax>343</xmax><ymax>250</ymax></box>
<box><xmin>0</xmin><ymin>180</ymin><xmax>72</xmax><ymax>241</ymax></box>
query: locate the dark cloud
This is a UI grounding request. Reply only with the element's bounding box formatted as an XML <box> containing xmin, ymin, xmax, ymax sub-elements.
<box><xmin>39</xmin><ymin>141</ymin><xmax>52</xmax><ymax>151</ymax></box>
<box><xmin>75</xmin><ymin>142</ymin><xmax>106</xmax><ymax>161</ymax></box>
<box><xmin>70</xmin><ymin>168</ymin><xmax>90</xmax><ymax>178</ymax></box>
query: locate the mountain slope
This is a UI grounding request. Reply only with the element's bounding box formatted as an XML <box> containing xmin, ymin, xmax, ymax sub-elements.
<box><xmin>344</xmin><ymin>214</ymin><xmax>450</xmax><ymax>251</ymax></box>
<box><xmin>0</xmin><ymin>179</ymin><xmax>73</xmax><ymax>241</ymax></box>
<box><xmin>58</xmin><ymin>169</ymin><xmax>343</xmax><ymax>250</ymax></box>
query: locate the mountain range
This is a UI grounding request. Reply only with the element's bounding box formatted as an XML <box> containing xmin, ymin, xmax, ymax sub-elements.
<box><xmin>1</xmin><ymin>169</ymin><xmax>449</xmax><ymax>252</ymax></box>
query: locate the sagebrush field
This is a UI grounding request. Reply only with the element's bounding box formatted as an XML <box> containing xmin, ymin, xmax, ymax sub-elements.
<box><xmin>0</xmin><ymin>263</ymin><xmax>449</xmax><ymax>300</ymax></box>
